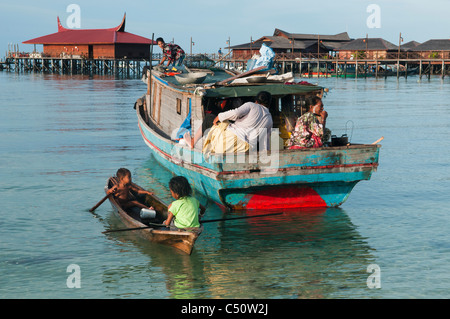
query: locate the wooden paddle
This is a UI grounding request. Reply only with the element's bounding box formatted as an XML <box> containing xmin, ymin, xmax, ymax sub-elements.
<box><xmin>89</xmin><ymin>193</ymin><xmax>111</xmax><ymax>212</ymax></box>
<box><xmin>102</xmin><ymin>212</ymin><xmax>283</xmax><ymax>234</ymax></box>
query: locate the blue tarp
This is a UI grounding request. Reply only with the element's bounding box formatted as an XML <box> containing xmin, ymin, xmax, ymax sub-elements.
<box><xmin>175</xmin><ymin>98</ymin><xmax>191</xmax><ymax>139</ymax></box>
<box><xmin>246</xmin><ymin>43</ymin><xmax>276</xmax><ymax>72</ymax></box>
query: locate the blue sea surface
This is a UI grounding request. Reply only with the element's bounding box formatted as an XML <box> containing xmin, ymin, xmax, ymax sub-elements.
<box><xmin>0</xmin><ymin>71</ymin><xmax>449</xmax><ymax>299</ymax></box>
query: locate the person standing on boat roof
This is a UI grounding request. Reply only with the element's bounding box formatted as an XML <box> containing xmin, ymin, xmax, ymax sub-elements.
<box><xmin>156</xmin><ymin>37</ymin><xmax>186</xmax><ymax>67</ymax></box>
<box><xmin>203</xmin><ymin>91</ymin><xmax>273</xmax><ymax>156</ymax></box>
<box><xmin>287</xmin><ymin>96</ymin><xmax>330</xmax><ymax>149</ymax></box>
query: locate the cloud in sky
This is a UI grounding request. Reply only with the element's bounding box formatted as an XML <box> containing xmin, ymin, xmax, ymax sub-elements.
<box><xmin>1</xmin><ymin>0</ymin><xmax>449</xmax><ymax>56</ymax></box>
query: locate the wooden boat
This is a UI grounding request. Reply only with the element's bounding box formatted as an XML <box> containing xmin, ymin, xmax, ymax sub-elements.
<box><xmin>335</xmin><ymin>65</ymin><xmax>419</xmax><ymax>78</ymax></box>
<box><xmin>135</xmin><ymin>67</ymin><xmax>381</xmax><ymax>210</ymax></box>
<box><xmin>105</xmin><ymin>177</ymin><xmax>202</xmax><ymax>255</ymax></box>
<box><xmin>301</xmin><ymin>72</ymin><xmax>334</xmax><ymax>78</ymax></box>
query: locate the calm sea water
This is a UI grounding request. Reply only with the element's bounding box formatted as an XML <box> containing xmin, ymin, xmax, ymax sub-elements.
<box><xmin>0</xmin><ymin>71</ymin><xmax>449</xmax><ymax>299</ymax></box>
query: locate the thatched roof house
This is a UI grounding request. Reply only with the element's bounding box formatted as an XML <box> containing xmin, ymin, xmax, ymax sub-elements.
<box><xmin>338</xmin><ymin>38</ymin><xmax>398</xmax><ymax>59</ymax></box>
<box><xmin>408</xmin><ymin>39</ymin><xmax>450</xmax><ymax>59</ymax></box>
<box><xmin>273</xmin><ymin>28</ymin><xmax>351</xmax><ymax>51</ymax></box>
<box><xmin>231</xmin><ymin>29</ymin><xmax>351</xmax><ymax>59</ymax></box>
<box><xmin>231</xmin><ymin>36</ymin><xmax>329</xmax><ymax>59</ymax></box>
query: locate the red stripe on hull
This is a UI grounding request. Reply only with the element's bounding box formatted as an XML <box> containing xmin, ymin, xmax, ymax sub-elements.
<box><xmin>244</xmin><ymin>186</ymin><xmax>327</xmax><ymax>210</ymax></box>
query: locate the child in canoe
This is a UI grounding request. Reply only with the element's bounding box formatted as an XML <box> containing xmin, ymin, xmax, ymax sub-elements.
<box><xmin>107</xmin><ymin>168</ymin><xmax>154</xmax><ymax>210</ymax></box>
<box><xmin>163</xmin><ymin>176</ymin><xmax>205</xmax><ymax>231</ymax></box>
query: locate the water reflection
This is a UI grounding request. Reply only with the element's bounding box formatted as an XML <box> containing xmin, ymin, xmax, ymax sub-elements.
<box><xmin>103</xmin><ymin>197</ymin><xmax>378</xmax><ymax>298</ymax></box>
<box><xmin>198</xmin><ymin>207</ymin><xmax>377</xmax><ymax>298</ymax></box>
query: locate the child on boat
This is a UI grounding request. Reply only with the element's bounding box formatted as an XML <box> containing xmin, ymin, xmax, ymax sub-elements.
<box><xmin>107</xmin><ymin>168</ymin><xmax>154</xmax><ymax>210</ymax></box>
<box><xmin>163</xmin><ymin>176</ymin><xmax>205</xmax><ymax>231</ymax></box>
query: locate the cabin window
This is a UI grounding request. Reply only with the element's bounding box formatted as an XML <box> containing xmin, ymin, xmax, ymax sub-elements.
<box><xmin>176</xmin><ymin>98</ymin><xmax>182</xmax><ymax>115</ymax></box>
<box><xmin>186</xmin><ymin>98</ymin><xmax>191</xmax><ymax>116</ymax></box>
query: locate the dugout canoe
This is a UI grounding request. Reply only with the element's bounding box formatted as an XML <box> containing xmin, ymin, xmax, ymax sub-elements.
<box><xmin>105</xmin><ymin>177</ymin><xmax>202</xmax><ymax>255</ymax></box>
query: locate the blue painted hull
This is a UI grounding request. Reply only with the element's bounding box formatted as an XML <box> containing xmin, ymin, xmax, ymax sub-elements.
<box><xmin>136</xmin><ymin>109</ymin><xmax>380</xmax><ymax>210</ymax></box>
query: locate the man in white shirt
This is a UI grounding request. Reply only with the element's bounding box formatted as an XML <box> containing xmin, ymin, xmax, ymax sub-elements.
<box><xmin>210</xmin><ymin>91</ymin><xmax>273</xmax><ymax>152</ymax></box>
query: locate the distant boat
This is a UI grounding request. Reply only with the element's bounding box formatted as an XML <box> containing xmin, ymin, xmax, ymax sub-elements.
<box><xmin>135</xmin><ymin>67</ymin><xmax>381</xmax><ymax>210</ymax></box>
<box><xmin>334</xmin><ymin>65</ymin><xmax>419</xmax><ymax>77</ymax></box>
<box><xmin>301</xmin><ymin>65</ymin><xmax>335</xmax><ymax>78</ymax></box>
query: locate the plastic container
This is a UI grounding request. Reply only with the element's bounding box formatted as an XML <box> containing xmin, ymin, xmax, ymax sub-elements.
<box><xmin>140</xmin><ymin>208</ymin><xmax>156</xmax><ymax>220</ymax></box>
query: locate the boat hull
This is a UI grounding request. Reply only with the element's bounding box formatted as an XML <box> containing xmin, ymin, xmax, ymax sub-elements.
<box><xmin>137</xmin><ymin>107</ymin><xmax>380</xmax><ymax>210</ymax></box>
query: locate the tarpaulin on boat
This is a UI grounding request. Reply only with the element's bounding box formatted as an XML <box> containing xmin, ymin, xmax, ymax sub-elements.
<box><xmin>246</xmin><ymin>43</ymin><xmax>276</xmax><ymax>72</ymax></box>
<box><xmin>203</xmin><ymin>83</ymin><xmax>323</xmax><ymax>98</ymax></box>
<box><xmin>175</xmin><ymin>98</ymin><xmax>191</xmax><ymax>139</ymax></box>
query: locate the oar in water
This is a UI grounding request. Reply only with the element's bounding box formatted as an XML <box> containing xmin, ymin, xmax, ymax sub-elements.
<box><xmin>102</xmin><ymin>212</ymin><xmax>284</xmax><ymax>234</ymax></box>
<box><xmin>89</xmin><ymin>193</ymin><xmax>111</xmax><ymax>212</ymax></box>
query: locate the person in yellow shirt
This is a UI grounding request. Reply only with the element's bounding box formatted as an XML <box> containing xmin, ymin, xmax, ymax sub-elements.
<box><xmin>163</xmin><ymin>176</ymin><xmax>205</xmax><ymax>231</ymax></box>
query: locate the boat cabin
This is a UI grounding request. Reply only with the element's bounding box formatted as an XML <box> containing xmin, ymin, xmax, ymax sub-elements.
<box><xmin>139</xmin><ymin>68</ymin><xmax>323</xmax><ymax>151</ymax></box>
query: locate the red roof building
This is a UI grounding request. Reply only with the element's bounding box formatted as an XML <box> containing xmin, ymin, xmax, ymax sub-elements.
<box><xmin>23</xmin><ymin>14</ymin><xmax>155</xmax><ymax>59</ymax></box>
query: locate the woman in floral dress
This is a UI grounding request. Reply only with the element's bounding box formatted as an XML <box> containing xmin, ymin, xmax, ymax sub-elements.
<box><xmin>288</xmin><ymin>96</ymin><xmax>329</xmax><ymax>149</ymax></box>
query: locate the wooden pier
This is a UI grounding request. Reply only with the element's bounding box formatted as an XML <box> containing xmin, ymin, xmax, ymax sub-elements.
<box><xmin>3</xmin><ymin>52</ymin><xmax>450</xmax><ymax>79</ymax></box>
<box><xmin>1</xmin><ymin>56</ymin><xmax>151</xmax><ymax>78</ymax></box>
<box><xmin>222</xmin><ymin>56</ymin><xmax>450</xmax><ymax>79</ymax></box>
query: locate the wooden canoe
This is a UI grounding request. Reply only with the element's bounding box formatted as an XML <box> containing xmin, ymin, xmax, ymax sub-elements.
<box><xmin>105</xmin><ymin>177</ymin><xmax>202</xmax><ymax>255</ymax></box>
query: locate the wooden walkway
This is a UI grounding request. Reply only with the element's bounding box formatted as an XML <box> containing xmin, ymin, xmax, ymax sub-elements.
<box><xmin>1</xmin><ymin>56</ymin><xmax>148</xmax><ymax>77</ymax></box>
<box><xmin>222</xmin><ymin>57</ymin><xmax>450</xmax><ymax>79</ymax></box>
<box><xmin>3</xmin><ymin>53</ymin><xmax>450</xmax><ymax>79</ymax></box>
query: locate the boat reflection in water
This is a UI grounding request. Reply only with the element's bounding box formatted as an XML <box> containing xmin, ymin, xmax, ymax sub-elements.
<box><xmin>103</xmin><ymin>200</ymin><xmax>379</xmax><ymax>298</ymax></box>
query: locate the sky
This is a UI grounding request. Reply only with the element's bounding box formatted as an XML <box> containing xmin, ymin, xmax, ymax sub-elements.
<box><xmin>1</xmin><ymin>0</ymin><xmax>450</xmax><ymax>58</ymax></box>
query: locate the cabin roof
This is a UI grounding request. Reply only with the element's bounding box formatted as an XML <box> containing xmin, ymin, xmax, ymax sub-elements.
<box><xmin>203</xmin><ymin>83</ymin><xmax>323</xmax><ymax>98</ymax></box>
<box><xmin>23</xmin><ymin>14</ymin><xmax>155</xmax><ymax>45</ymax></box>
<box><xmin>338</xmin><ymin>38</ymin><xmax>398</xmax><ymax>51</ymax></box>
<box><xmin>409</xmin><ymin>39</ymin><xmax>450</xmax><ymax>51</ymax></box>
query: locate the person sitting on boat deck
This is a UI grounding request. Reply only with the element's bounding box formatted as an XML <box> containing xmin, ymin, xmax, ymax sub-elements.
<box><xmin>202</xmin><ymin>91</ymin><xmax>273</xmax><ymax>156</ymax></box>
<box><xmin>107</xmin><ymin>168</ymin><xmax>154</xmax><ymax>210</ymax></box>
<box><xmin>163</xmin><ymin>176</ymin><xmax>205</xmax><ymax>232</ymax></box>
<box><xmin>156</xmin><ymin>37</ymin><xmax>186</xmax><ymax>67</ymax></box>
<box><xmin>185</xmin><ymin>98</ymin><xmax>239</xmax><ymax>149</ymax></box>
<box><xmin>287</xmin><ymin>96</ymin><xmax>330</xmax><ymax>149</ymax></box>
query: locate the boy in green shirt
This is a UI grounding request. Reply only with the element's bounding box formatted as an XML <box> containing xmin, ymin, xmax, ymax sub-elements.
<box><xmin>163</xmin><ymin>176</ymin><xmax>205</xmax><ymax>231</ymax></box>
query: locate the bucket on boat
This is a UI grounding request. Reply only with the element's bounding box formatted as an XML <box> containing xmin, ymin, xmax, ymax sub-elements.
<box><xmin>331</xmin><ymin>120</ymin><xmax>353</xmax><ymax>146</ymax></box>
<box><xmin>140</xmin><ymin>208</ymin><xmax>156</xmax><ymax>220</ymax></box>
<box><xmin>331</xmin><ymin>134</ymin><xmax>348</xmax><ymax>146</ymax></box>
